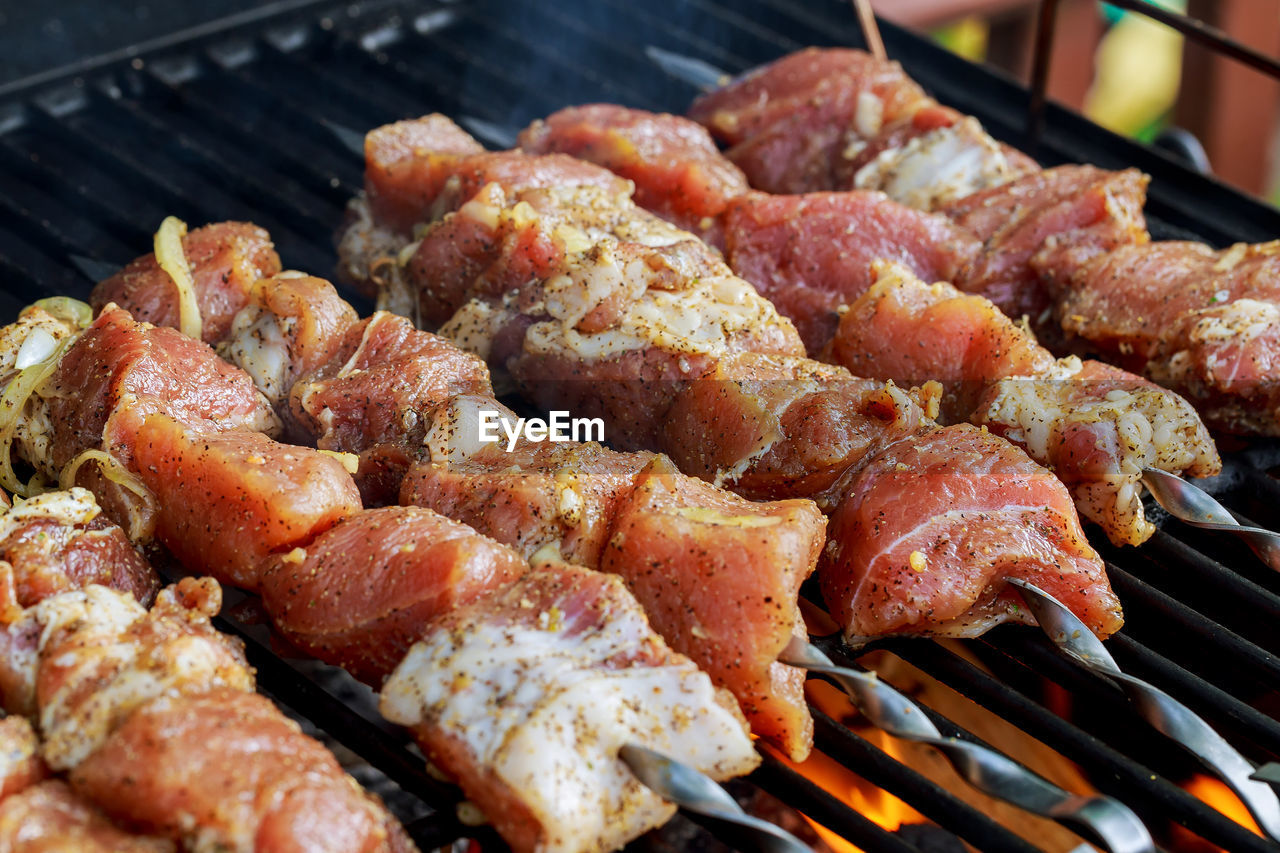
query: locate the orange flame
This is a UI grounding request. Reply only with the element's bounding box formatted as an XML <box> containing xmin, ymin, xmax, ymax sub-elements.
<box><xmin>772</xmin><ymin>680</ymin><xmax>925</xmax><ymax>853</ymax></box>
<box><xmin>1184</xmin><ymin>774</ymin><xmax>1262</xmax><ymax>839</ymax></box>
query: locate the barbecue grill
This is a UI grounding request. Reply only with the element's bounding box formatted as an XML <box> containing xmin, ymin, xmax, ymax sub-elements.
<box><xmin>2</xmin><ymin>1</ymin><xmax>1279</xmax><ymax>850</ymax></box>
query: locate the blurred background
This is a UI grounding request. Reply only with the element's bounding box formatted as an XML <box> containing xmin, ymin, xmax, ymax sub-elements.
<box><xmin>3</xmin><ymin>1</ymin><xmax>1280</xmax><ymax>203</ymax></box>
<box><xmin>874</xmin><ymin>0</ymin><xmax>1280</xmax><ymax>203</ymax></box>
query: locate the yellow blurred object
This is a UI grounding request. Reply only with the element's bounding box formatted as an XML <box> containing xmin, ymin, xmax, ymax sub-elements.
<box><xmin>933</xmin><ymin>16</ymin><xmax>988</xmax><ymax>62</ymax></box>
<box><xmin>1085</xmin><ymin>9</ymin><xmax>1184</xmax><ymax>136</ymax></box>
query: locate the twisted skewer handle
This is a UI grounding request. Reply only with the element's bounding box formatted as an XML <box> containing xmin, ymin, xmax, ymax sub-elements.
<box><xmin>620</xmin><ymin>744</ymin><xmax>811</xmax><ymax>853</ymax></box>
<box><xmin>779</xmin><ymin>637</ymin><xmax>1155</xmax><ymax>853</ymax></box>
<box><xmin>1142</xmin><ymin>467</ymin><xmax>1280</xmax><ymax>572</ymax></box>
<box><xmin>1010</xmin><ymin>577</ymin><xmax>1280</xmax><ymax>842</ymax></box>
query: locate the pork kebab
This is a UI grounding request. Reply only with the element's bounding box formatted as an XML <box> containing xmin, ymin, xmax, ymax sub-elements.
<box><xmin>0</xmin><ymin>245</ymin><xmax>763</xmax><ymax>853</ymax></box>
<box><xmin>333</xmin><ymin>117</ymin><xmax>1123</xmax><ymax>646</ymax></box>
<box><xmin>688</xmin><ymin>46</ymin><xmax>1280</xmax><ymax>437</ymax></box>
<box><xmin>516</xmin><ymin>103</ymin><xmax>1221</xmax><ymax>547</ymax></box>
<box><xmin>0</xmin><ymin>486</ymin><xmax>415</xmax><ymax>853</ymax></box>
<box><xmin>0</xmin><ymin>715</ymin><xmax>172</xmax><ymax>851</ymax></box>
<box><xmin>91</xmin><ymin>220</ymin><xmax>823</xmax><ymax>765</ymax></box>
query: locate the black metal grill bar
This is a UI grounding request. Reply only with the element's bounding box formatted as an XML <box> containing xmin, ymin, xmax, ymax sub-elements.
<box><xmin>253</xmin><ymin>33</ymin><xmax>435</xmax><ymax>128</ymax></box>
<box><xmin>28</xmin><ymin>101</ymin><xmax>217</xmax><ymax>253</ymax></box>
<box><xmin>144</xmin><ymin>64</ymin><xmax>360</xmax><ymax>205</ymax></box>
<box><xmin>331</xmin><ymin>39</ymin><xmax>513</xmax><ymax>128</ymax></box>
<box><xmin>0</xmin><ymin>137</ymin><xmax>154</xmax><ymax>250</ymax></box>
<box><xmin>1107</xmin><ymin>633</ymin><xmax>1280</xmax><ymax>759</ymax></box>
<box><xmin>810</xmin><ymin>708</ymin><xmax>1043</xmax><ymax>853</ymax></box>
<box><xmin>95</xmin><ymin>89</ymin><xmax>336</xmax><ymax>240</ymax></box>
<box><xmin>1106</xmin><ymin>565</ymin><xmax>1280</xmax><ymax>692</ymax></box>
<box><xmin>0</xmin><ymin>172</ymin><xmax>132</xmax><ymax>295</ymax></box>
<box><xmin>749</xmin><ymin>752</ymin><xmax>923</xmax><ymax>853</ymax></box>
<box><xmin>585</xmin><ymin>0</ymin><xmax>755</xmax><ymax>77</ymax></box>
<box><xmin>458</xmin><ymin>0</ymin><xmax>705</xmax><ymax>110</ymax></box>
<box><xmin>990</xmin><ymin>626</ymin><xmax>1280</xmax><ymax>774</ymax></box>
<box><xmin>1134</xmin><ymin>529</ymin><xmax>1280</xmax><ymax>638</ymax></box>
<box><xmin>898</xmin><ymin>641</ymin><xmax>1277</xmax><ymax>852</ymax></box>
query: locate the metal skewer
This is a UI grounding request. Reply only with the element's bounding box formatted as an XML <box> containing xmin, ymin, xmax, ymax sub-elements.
<box><xmin>777</xmin><ymin>636</ymin><xmax>1155</xmax><ymax>853</ymax></box>
<box><xmin>1009</xmin><ymin>577</ymin><xmax>1280</xmax><ymax>842</ymax></box>
<box><xmin>1142</xmin><ymin>467</ymin><xmax>1280</xmax><ymax>572</ymax></box>
<box><xmin>620</xmin><ymin>744</ymin><xmax>811</xmax><ymax>853</ymax></box>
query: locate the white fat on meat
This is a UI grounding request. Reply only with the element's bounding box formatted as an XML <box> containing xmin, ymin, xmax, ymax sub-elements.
<box><xmin>0</xmin><ymin>487</ymin><xmax>100</xmax><ymax>545</ymax></box>
<box><xmin>381</xmin><ymin>569</ymin><xmax>758</xmax><ymax>853</ymax></box>
<box><xmin>1162</xmin><ymin>298</ymin><xmax>1280</xmax><ymax>388</ymax></box>
<box><xmin>432</xmin><ymin>183</ymin><xmax>793</xmax><ymax>363</ymax></box>
<box><xmin>423</xmin><ymin>393</ymin><xmax>520</xmax><ymax>465</ymax></box>
<box><xmin>854</xmin><ymin>117</ymin><xmax>1018</xmax><ymax>210</ymax></box>
<box><xmin>438</xmin><ymin>295</ymin><xmax>517</xmax><ymax>363</ymax></box>
<box><xmin>526</xmin><ymin>267</ymin><xmax>775</xmax><ymax>362</ymax></box>
<box><xmin>980</xmin><ymin>357</ymin><xmax>1220</xmax><ymax>546</ymax></box>
<box><xmin>11</xmin><ymin>585</ymin><xmax>252</xmax><ymax>771</ymax></box>
<box><xmin>220</xmin><ymin>306</ymin><xmax>295</xmax><ymax>408</ymax></box>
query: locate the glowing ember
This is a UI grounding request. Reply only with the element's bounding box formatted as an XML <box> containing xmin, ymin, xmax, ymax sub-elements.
<box><xmin>770</xmin><ymin>680</ymin><xmax>925</xmax><ymax>853</ymax></box>
<box><xmin>1184</xmin><ymin>774</ymin><xmax>1262</xmax><ymax>838</ymax></box>
<box><xmin>773</xmin><ymin>649</ymin><xmax>1101</xmax><ymax>851</ymax></box>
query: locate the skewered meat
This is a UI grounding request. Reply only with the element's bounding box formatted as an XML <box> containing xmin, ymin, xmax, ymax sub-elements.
<box><xmin>65</xmin><ymin>226</ymin><xmax>778</xmax><ymax>843</ymax></box>
<box><xmin>541</xmin><ymin>104</ymin><xmax>1213</xmax><ymax>540</ymax></box>
<box><xmin>400</xmin><ymin>436</ymin><xmax>654</xmax><ymax>567</ymax></box>
<box><xmin>940</xmin><ymin>164</ymin><xmax>1151</xmax><ymax>326</ymax></box>
<box><xmin>5</xmin><ymin>237</ymin><xmax>764</xmax><ymax>852</ymax></box>
<box><xmin>518</xmin><ymin>103</ymin><xmax>751</xmax><ymax>243</ymax></box>
<box><xmin>291</xmin><ymin>308</ymin><xmax>491</xmax><ymax>452</ymax></box>
<box><xmin>364</xmin><ymin>115</ymin><xmax>487</xmax><ymax>234</ymax></box>
<box><xmin>130</xmin><ymin>412</ymin><xmax>362</xmax><ymax>590</ymax></box>
<box><xmin>659</xmin><ymin>351</ymin><xmax>937</xmax><ymax>502</ymax></box>
<box><xmin>0</xmin><ymin>558</ymin><xmax>411</xmax><ymax>853</ymax></box>
<box><xmin>336</xmin><ymin>117</ymin><xmax>1121</xmax><ymax>649</ymax></box>
<box><xmin>687</xmin><ymin>47</ymin><xmax>1036</xmax><ymax>200</ymax></box>
<box><xmin>145</xmin><ymin>249</ymin><xmax>807</xmax><ymax>747</ymax></box>
<box><xmin>516</xmin><ymin>103</ymin><xmax>1146</xmax><ymax>357</ymax></box>
<box><xmin>74</xmin><ymin>689</ymin><xmax>411</xmax><ymax>853</ymax></box>
<box><xmin>210</xmin><ymin>248</ymin><xmax>823</xmax><ymax>761</ymax></box>
<box><xmin>223</xmin><ymin>271</ymin><xmax>361</xmax><ymax>414</ymax></box>
<box><xmin>0</xmin><ymin>717</ymin><xmax>47</xmax><ymax>799</ymax></box>
<box><xmin>601</xmin><ymin>455</ymin><xmax>820</xmax><ymax>750</ymax></box>
<box><xmin>822</xmin><ymin>423</ymin><xmax>1121</xmax><ymax>640</ymax></box>
<box><xmin>831</xmin><ymin>262</ymin><xmax>1220</xmax><ymax>546</ymax></box>
<box><xmin>515</xmin><ymin>104</ymin><xmax>983</xmax><ymax>353</ymax></box>
<box><xmin>1042</xmin><ymin>240</ymin><xmax>1280</xmax><ymax>435</ymax></box>
<box><xmin>722</xmin><ymin>191</ymin><xmax>980</xmax><ymax>351</ymax></box>
<box><xmin>0</xmin><ymin>779</ymin><xmax>174</xmax><ymax>852</ymax></box>
<box><xmin>830</xmin><ymin>263</ymin><xmax>1054</xmax><ymax>423</ymax></box>
<box><xmin>418</xmin><ymin>179</ymin><xmax>804</xmax><ymax>450</ymax></box>
<box><xmin>0</xmin><ymin>714</ymin><xmax>173</xmax><ymax>851</ymax></box>
<box><xmin>381</xmin><ymin>560</ymin><xmax>758</xmax><ymax>853</ymax></box>
<box><xmin>260</xmin><ymin>504</ymin><xmax>526</xmax><ymax>684</ymax></box>
<box><xmin>687</xmin><ymin>47</ymin><xmax>929</xmax><ymax>193</ymax></box>
<box><xmin>40</xmin><ymin>304</ymin><xmax>280</xmax><ymax>541</ymax></box>
<box><xmin>0</xmin><ymin>487</ymin><xmax>158</xmax><ymax>616</ymax></box>
<box><xmin>91</xmin><ymin>222</ymin><xmax>281</xmax><ymax>345</ymax></box>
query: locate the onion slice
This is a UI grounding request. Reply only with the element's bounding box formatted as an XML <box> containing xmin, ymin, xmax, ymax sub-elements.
<box><xmin>30</xmin><ymin>297</ymin><xmax>93</xmax><ymax>331</ymax></box>
<box><xmin>154</xmin><ymin>216</ymin><xmax>203</xmax><ymax>341</ymax></box>
<box><xmin>59</xmin><ymin>449</ymin><xmax>157</xmax><ymax>541</ymax></box>
<box><xmin>0</xmin><ymin>337</ymin><xmax>77</xmax><ymax>497</ymax></box>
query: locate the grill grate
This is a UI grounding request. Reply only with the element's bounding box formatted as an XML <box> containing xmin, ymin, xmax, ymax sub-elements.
<box><xmin>3</xmin><ymin>1</ymin><xmax>1280</xmax><ymax>850</ymax></box>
